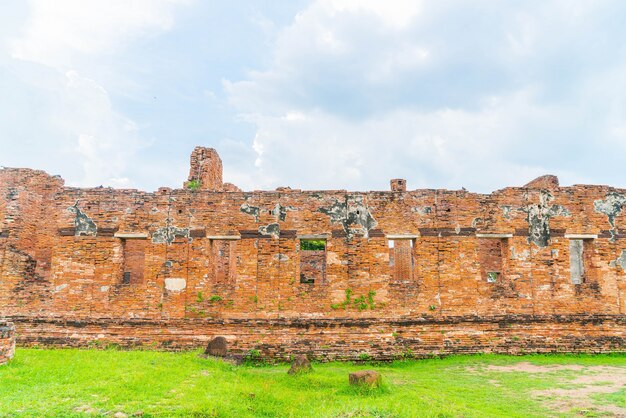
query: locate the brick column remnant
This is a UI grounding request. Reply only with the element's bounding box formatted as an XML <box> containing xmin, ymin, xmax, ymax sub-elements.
<box><xmin>185</xmin><ymin>147</ymin><xmax>224</xmax><ymax>191</ymax></box>
<box><xmin>390</xmin><ymin>179</ymin><xmax>407</xmax><ymax>192</ymax></box>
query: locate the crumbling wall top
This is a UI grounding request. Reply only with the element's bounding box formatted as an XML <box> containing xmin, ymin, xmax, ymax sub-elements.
<box><xmin>524</xmin><ymin>174</ymin><xmax>559</xmax><ymax>190</ymax></box>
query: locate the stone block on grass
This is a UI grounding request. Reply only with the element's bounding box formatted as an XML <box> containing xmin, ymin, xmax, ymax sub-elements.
<box><xmin>349</xmin><ymin>370</ymin><xmax>381</xmax><ymax>388</ymax></box>
<box><xmin>288</xmin><ymin>354</ymin><xmax>312</xmax><ymax>374</ymax></box>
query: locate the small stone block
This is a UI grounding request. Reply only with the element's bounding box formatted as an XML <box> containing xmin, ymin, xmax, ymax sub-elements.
<box><xmin>288</xmin><ymin>354</ymin><xmax>312</xmax><ymax>375</ymax></box>
<box><xmin>204</xmin><ymin>336</ymin><xmax>228</xmax><ymax>357</ymax></box>
<box><xmin>0</xmin><ymin>321</ymin><xmax>15</xmax><ymax>365</ymax></box>
<box><xmin>349</xmin><ymin>370</ymin><xmax>381</xmax><ymax>388</ymax></box>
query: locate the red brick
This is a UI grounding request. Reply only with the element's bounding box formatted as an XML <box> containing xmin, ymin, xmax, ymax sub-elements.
<box><xmin>0</xmin><ymin>149</ymin><xmax>625</xmax><ymax>359</ymax></box>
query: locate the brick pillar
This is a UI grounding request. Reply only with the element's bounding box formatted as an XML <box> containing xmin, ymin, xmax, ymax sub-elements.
<box><xmin>185</xmin><ymin>147</ymin><xmax>224</xmax><ymax>191</ymax></box>
<box><xmin>0</xmin><ymin>321</ymin><xmax>15</xmax><ymax>365</ymax></box>
<box><xmin>390</xmin><ymin>179</ymin><xmax>406</xmax><ymax>192</ymax></box>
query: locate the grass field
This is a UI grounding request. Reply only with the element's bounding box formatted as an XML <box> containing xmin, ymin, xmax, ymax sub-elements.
<box><xmin>0</xmin><ymin>349</ymin><xmax>625</xmax><ymax>417</ymax></box>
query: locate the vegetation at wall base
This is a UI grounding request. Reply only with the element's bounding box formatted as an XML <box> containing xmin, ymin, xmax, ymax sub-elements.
<box><xmin>0</xmin><ymin>349</ymin><xmax>625</xmax><ymax>417</ymax></box>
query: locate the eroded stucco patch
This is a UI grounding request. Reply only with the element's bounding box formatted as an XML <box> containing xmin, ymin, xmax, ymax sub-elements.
<box><xmin>273</xmin><ymin>254</ymin><xmax>289</xmax><ymax>262</ymax></box>
<box><xmin>594</xmin><ymin>192</ymin><xmax>626</xmax><ymax>241</ymax></box>
<box><xmin>152</xmin><ymin>225</ymin><xmax>190</xmax><ymax>244</ymax></box>
<box><xmin>502</xmin><ymin>206</ymin><xmax>512</xmax><ymax>219</ymax></box>
<box><xmin>271</xmin><ymin>203</ymin><xmax>295</xmax><ymax>222</ymax></box>
<box><xmin>240</xmin><ymin>202</ymin><xmax>260</xmax><ymax>222</ymax></box>
<box><xmin>411</xmin><ymin>206</ymin><xmax>432</xmax><ymax>215</ymax></box>
<box><xmin>615</xmin><ymin>250</ymin><xmax>626</xmax><ymax>271</ymax></box>
<box><xmin>519</xmin><ymin>191</ymin><xmax>570</xmax><ymax>247</ymax></box>
<box><xmin>319</xmin><ymin>194</ymin><xmax>377</xmax><ymax>239</ymax></box>
<box><xmin>68</xmin><ymin>203</ymin><xmax>97</xmax><ymax>236</ymax></box>
<box><xmin>259</xmin><ymin>223</ymin><xmax>280</xmax><ymax>239</ymax></box>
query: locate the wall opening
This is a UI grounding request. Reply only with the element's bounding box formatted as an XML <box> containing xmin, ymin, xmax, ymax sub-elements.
<box><xmin>122</xmin><ymin>239</ymin><xmax>146</xmax><ymax>285</ymax></box>
<box><xmin>477</xmin><ymin>238</ymin><xmax>507</xmax><ymax>283</ymax></box>
<box><xmin>211</xmin><ymin>240</ymin><xmax>237</xmax><ymax>283</ymax></box>
<box><xmin>299</xmin><ymin>239</ymin><xmax>326</xmax><ymax>284</ymax></box>
<box><xmin>569</xmin><ymin>238</ymin><xmax>594</xmax><ymax>285</ymax></box>
<box><xmin>388</xmin><ymin>239</ymin><xmax>414</xmax><ymax>281</ymax></box>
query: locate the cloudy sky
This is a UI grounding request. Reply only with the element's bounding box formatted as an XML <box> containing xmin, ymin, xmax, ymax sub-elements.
<box><xmin>1</xmin><ymin>1</ymin><xmax>625</xmax><ymax>193</ymax></box>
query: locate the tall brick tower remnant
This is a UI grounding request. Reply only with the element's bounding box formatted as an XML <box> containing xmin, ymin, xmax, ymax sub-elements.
<box><xmin>185</xmin><ymin>146</ymin><xmax>223</xmax><ymax>191</ymax></box>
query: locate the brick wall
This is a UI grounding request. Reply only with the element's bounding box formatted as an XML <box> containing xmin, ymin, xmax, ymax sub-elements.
<box><xmin>0</xmin><ymin>322</ymin><xmax>15</xmax><ymax>365</ymax></box>
<box><xmin>12</xmin><ymin>315</ymin><xmax>625</xmax><ymax>361</ymax></box>
<box><xmin>1</xmin><ymin>149</ymin><xmax>626</xmax><ymax>358</ymax></box>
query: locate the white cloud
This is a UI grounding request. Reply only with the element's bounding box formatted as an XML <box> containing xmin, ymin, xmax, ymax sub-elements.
<box><xmin>3</xmin><ymin>1</ymin><xmax>626</xmax><ymax>193</ymax></box>
<box><xmin>60</xmin><ymin>71</ymin><xmax>147</xmax><ymax>187</ymax></box>
<box><xmin>10</xmin><ymin>0</ymin><xmax>190</xmax><ymax>70</ymax></box>
<box><xmin>1</xmin><ymin>0</ymin><xmax>190</xmax><ymax>188</ymax></box>
<box><xmin>236</xmin><ymin>89</ymin><xmax>567</xmax><ymax>192</ymax></box>
<box><xmin>225</xmin><ymin>0</ymin><xmax>626</xmax><ymax>192</ymax></box>
<box><xmin>321</xmin><ymin>0</ymin><xmax>421</xmax><ymax>29</ymax></box>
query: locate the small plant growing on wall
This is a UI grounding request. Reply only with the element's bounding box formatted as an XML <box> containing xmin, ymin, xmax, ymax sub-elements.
<box><xmin>429</xmin><ymin>304</ymin><xmax>437</xmax><ymax>311</ymax></box>
<box><xmin>244</xmin><ymin>349</ymin><xmax>264</xmax><ymax>365</ymax></box>
<box><xmin>487</xmin><ymin>272</ymin><xmax>499</xmax><ymax>283</ymax></box>
<box><xmin>367</xmin><ymin>290</ymin><xmax>376</xmax><ymax>309</ymax></box>
<box><xmin>401</xmin><ymin>348</ymin><xmax>414</xmax><ymax>360</ymax></box>
<box><xmin>186</xmin><ymin>179</ymin><xmax>201</xmax><ymax>191</ymax></box>
<box><xmin>331</xmin><ymin>288</ymin><xmax>379</xmax><ymax>311</ymax></box>
<box><xmin>209</xmin><ymin>295</ymin><xmax>222</xmax><ymax>302</ymax></box>
<box><xmin>358</xmin><ymin>352</ymin><xmax>372</xmax><ymax>362</ymax></box>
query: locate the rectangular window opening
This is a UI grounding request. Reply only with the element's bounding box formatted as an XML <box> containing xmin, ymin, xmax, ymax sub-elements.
<box><xmin>299</xmin><ymin>239</ymin><xmax>326</xmax><ymax>284</ymax></box>
<box><xmin>478</xmin><ymin>238</ymin><xmax>507</xmax><ymax>283</ymax></box>
<box><xmin>569</xmin><ymin>238</ymin><xmax>592</xmax><ymax>285</ymax></box>
<box><xmin>122</xmin><ymin>239</ymin><xmax>146</xmax><ymax>285</ymax></box>
<box><xmin>211</xmin><ymin>239</ymin><xmax>237</xmax><ymax>282</ymax></box>
<box><xmin>389</xmin><ymin>239</ymin><xmax>414</xmax><ymax>281</ymax></box>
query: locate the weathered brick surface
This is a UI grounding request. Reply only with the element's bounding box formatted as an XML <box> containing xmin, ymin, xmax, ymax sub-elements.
<box><xmin>1</xmin><ymin>148</ymin><xmax>625</xmax><ymax>359</ymax></box>
<box><xmin>9</xmin><ymin>316</ymin><xmax>625</xmax><ymax>361</ymax></box>
<box><xmin>185</xmin><ymin>147</ymin><xmax>223</xmax><ymax>191</ymax></box>
<box><xmin>0</xmin><ymin>321</ymin><xmax>15</xmax><ymax>364</ymax></box>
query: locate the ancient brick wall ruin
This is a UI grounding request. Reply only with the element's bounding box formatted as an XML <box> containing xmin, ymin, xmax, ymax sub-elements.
<box><xmin>1</xmin><ymin>147</ymin><xmax>625</xmax><ymax>360</ymax></box>
<box><xmin>0</xmin><ymin>321</ymin><xmax>15</xmax><ymax>365</ymax></box>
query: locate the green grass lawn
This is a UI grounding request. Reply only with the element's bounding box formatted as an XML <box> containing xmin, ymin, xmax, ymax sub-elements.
<box><xmin>0</xmin><ymin>349</ymin><xmax>625</xmax><ymax>417</ymax></box>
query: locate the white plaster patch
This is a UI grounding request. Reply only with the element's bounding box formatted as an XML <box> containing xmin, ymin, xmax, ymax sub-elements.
<box><xmin>327</xmin><ymin>251</ymin><xmax>342</xmax><ymax>265</ymax></box>
<box><xmin>511</xmin><ymin>246</ymin><xmax>530</xmax><ymax>260</ymax></box>
<box><xmin>273</xmin><ymin>254</ymin><xmax>289</xmax><ymax>262</ymax></box>
<box><xmin>55</xmin><ymin>283</ymin><xmax>67</xmax><ymax>292</ymax></box>
<box><xmin>100</xmin><ymin>286</ymin><xmax>109</xmax><ymax>292</ymax></box>
<box><xmin>165</xmin><ymin>278</ymin><xmax>186</xmax><ymax>291</ymax></box>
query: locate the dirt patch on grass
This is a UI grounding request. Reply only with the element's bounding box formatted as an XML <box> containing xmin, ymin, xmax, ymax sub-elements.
<box><xmin>473</xmin><ymin>363</ymin><xmax>626</xmax><ymax>417</ymax></box>
<box><xmin>535</xmin><ymin>367</ymin><xmax>626</xmax><ymax>417</ymax></box>
<box><xmin>484</xmin><ymin>362</ymin><xmax>586</xmax><ymax>373</ymax></box>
